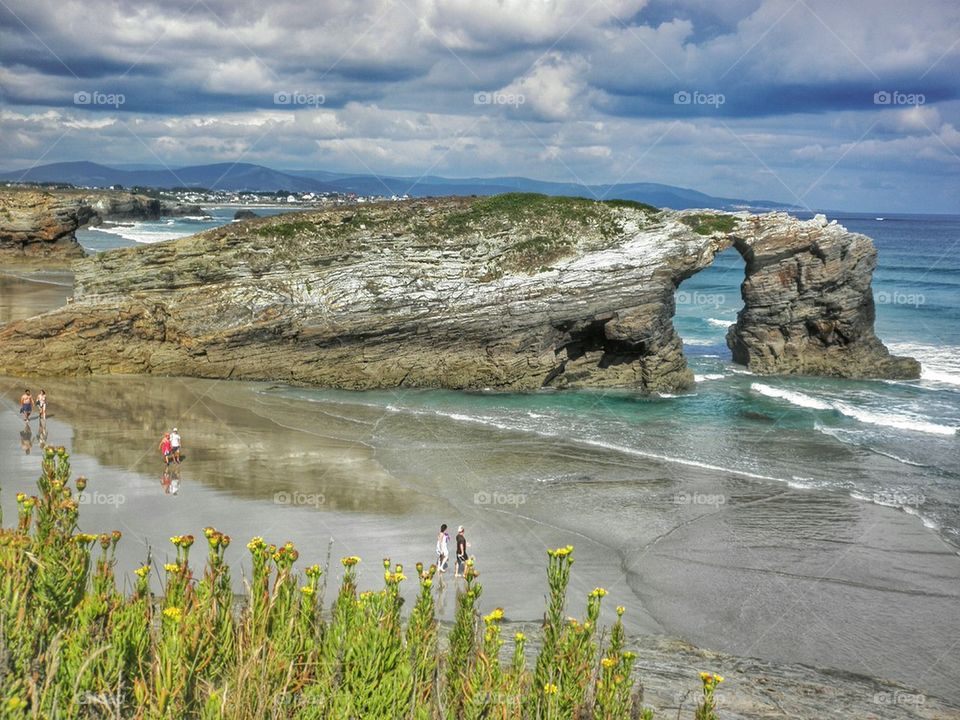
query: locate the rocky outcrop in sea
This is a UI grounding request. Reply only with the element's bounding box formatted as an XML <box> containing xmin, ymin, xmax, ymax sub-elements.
<box><xmin>0</xmin><ymin>188</ymin><xmax>202</xmax><ymax>263</ymax></box>
<box><xmin>0</xmin><ymin>194</ymin><xmax>919</xmax><ymax>390</ymax></box>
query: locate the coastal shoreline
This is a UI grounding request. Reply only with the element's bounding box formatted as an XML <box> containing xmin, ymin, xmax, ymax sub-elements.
<box><xmin>2</xmin><ymin>372</ymin><xmax>957</xmax><ymax>712</ymax></box>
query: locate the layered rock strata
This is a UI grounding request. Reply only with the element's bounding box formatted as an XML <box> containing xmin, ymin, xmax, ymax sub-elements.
<box><xmin>0</xmin><ymin>194</ymin><xmax>919</xmax><ymax>391</ymax></box>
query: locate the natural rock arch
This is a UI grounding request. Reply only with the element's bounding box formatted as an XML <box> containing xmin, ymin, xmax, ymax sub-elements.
<box><xmin>0</xmin><ymin>195</ymin><xmax>919</xmax><ymax>391</ymax></box>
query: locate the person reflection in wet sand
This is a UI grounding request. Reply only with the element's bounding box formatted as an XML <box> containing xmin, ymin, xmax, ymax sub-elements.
<box><xmin>37</xmin><ymin>418</ymin><xmax>47</xmax><ymax>449</ymax></box>
<box><xmin>20</xmin><ymin>422</ymin><xmax>33</xmax><ymax>454</ymax></box>
<box><xmin>161</xmin><ymin>467</ymin><xmax>181</xmax><ymax>495</ymax></box>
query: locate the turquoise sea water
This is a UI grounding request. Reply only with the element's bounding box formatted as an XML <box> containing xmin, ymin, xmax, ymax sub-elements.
<box><xmin>78</xmin><ymin>210</ymin><xmax>960</xmax><ymax>547</ymax></box>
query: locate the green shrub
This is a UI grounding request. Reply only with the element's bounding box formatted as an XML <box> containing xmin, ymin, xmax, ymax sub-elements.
<box><xmin>0</xmin><ymin>452</ymin><xmax>729</xmax><ymax>718</ymax></box>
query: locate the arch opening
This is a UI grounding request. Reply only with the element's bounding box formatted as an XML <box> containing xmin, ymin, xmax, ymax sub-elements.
<box><xmin>673</xmin><ymin>245</ymin><xmax>746</xmax><ymax>372</ymax></box>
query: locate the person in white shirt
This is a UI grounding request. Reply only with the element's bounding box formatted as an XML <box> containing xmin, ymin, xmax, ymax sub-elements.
<box><xmin>169</xmin><ymin>427</ymin><xmax>182</xmax><ymax>464</ymax></box>
<box><xmin>436</xmin><ymin>523</ymin><xmax>450</xmax><ymax>573</ymax></box>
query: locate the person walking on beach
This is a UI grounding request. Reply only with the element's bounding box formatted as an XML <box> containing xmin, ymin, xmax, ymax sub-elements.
<box><xmin>436</xmin><ymin>523</ymin><xmax>450</xmax><ymax>573</ymax></box>
<box><xmin>169</xmin><ymin>427</ymin><xmax>182</xmax><ymax>464</ymax></box>
<box><xmin>159</xmin><ymin>433</ymin><xmax>172</xmax><ymax>466</ymax></box>
<box><xmin>454</xmin><ymin>525</ymin><xmax>470</xmax><ymax>578</ymax></box>
<box><xmin>36</xmin><ymin>390</ymin><xmax>47</xmax><ymax>420</ymax></box>
<box><xmin>19</xmin><ymin>390</ymin><xmax>33</xmax><ymax>421</ymax></box>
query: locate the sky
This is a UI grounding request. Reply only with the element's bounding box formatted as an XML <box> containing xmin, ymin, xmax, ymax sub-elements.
<box><xmin>0</xmin><ymin>0</ymin><xmax>958</xmax><ymax>212</ymax></box>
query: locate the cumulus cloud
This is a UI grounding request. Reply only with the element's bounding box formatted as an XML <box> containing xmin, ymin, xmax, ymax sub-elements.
<box><xmin>0</xmin><ymin>0</ymin><xmax>958</xmax><ymax>211</ymax></box>
<box><xmin>496</xmin><ymin>53</ymin><xmax>591</xmax><ymax>122</ymax></box>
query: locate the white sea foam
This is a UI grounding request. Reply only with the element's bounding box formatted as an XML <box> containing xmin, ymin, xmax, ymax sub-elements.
<box><xmin>888</xmin><ymin>342</ymin><xmax>960</xmax><ymax>387</ymax></box>
<box><xmin>751</xmin><ymin>383</ymin><xmax>832</xmax><ymax>410</ymax></box>
<box><xmin>832</xmin><ymin>401</ymin><xmax>956</xmax><ymax>436</ymax></box>
<box><xmin>707</xmin><ymin>318</ymin><xmax>731</xmax><ymax>327</ymax></box>
<box><xmin>694</xmin><ymin>373</ymin><xmax>726</xmax><ymax>382</ymax></box>
<box><xmin>754</xmin><ymin>383</ymin><xmax>958</xmax><ymax>435</ymax></box>
<box><xmin>682</xmin><ymin>338</ymin><xmax>720</xmax><ymax>346</ymax></box>
<box><xmin>90</xmin><ymin>223</ymin><xmax>191</xmax><ymax>244</ymax></box>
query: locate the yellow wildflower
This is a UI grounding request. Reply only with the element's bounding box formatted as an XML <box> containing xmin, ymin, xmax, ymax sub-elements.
<box><xmin>601</xmin><ymin>657</ymin><xmax>617</xmax><ymax>669</ymax></box>
<box><xmin>163</xmin><ymin>563</ymin><xmax>180</xmax><ymax>573</ymax></box>
<box><xmin>484</xmin><ymin>608</ymin><xmax>504</xmax><ymax>623</ymax></box>
<box><xmin>300</xmin><ymin>585</ymin><xmax>314</xmax><ymax>596</ymax></box>
<box><xmin>135</xmin><ymin>565</ymin><xmax>150</xmax><ymax>578</ymax></box>
<box><xmin>162</xmin><ymin>607</ymin><xmax>182</xmax><ymax>622</ymax></box>
<box><xmin>341</xmin><ymin>556</ymin><xmax>361</xmax><ymax>567</ymax></box>
<box><xmin>543</xmin><ymin>683</ymin><xmax>559</xmax><ymax>695</ymax></box>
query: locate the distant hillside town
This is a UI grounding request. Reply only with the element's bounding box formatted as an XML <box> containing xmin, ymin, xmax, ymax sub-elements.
<box><xmin>1</xmin><ymin>180</ymin><xmax>410</xmax><ymax>208</ymax></box>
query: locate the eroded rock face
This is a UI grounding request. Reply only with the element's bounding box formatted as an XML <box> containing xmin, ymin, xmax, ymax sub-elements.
<box><xmin>0</xmin><ymin>190</ymin><xmax>94</xmax><ymax>260</ymax></box>
<box><xmin>84</xmin><ymin>194</ymin><xmax>203</xmax><ymax>221</ymax></box>
<box><xmin>0</xmin><ymin>195</ymin><xmax>919</xmax><ymax>391</ymax></box>
<box><xmin>726</xmin><ymin>214</ymin><xmax>919</xmax><ymax>379</ymax></box>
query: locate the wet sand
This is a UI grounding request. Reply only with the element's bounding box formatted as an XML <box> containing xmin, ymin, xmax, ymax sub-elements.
<box><xmin>0</xmin><ymin>270</ymin><xmax>73</xmax><ymax>324</ymax></box>
<box><xmin>1</xmin><ymin>374</ymin><xmax>958</xmax><ymax>710</ymax></box>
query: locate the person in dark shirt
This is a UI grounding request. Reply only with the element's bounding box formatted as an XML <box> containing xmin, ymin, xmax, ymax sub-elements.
<box><xmin>454</xmin><ymin>526</ymin><xmax>469</xmax><ymax>577</ymax></box>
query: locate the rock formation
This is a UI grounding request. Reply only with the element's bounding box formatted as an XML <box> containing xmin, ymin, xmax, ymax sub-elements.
<box><xmin>0</xmin><ymin>190</ymin><xmax>95</xmax><ymax>260</ymax></box>
<box><xmin>0</xmin><ymin>194</ymin><xmax>919</xmax><ymax>391</ymax></box>
<box><xmin>84</xmin><ymin>194</ymin><xmax>203</xmax><ymax>222</ymax></box>
<box><xmin>0</xmin><ymin>188</ymin><xmax>203</xmax><ymax>263</ymax></box>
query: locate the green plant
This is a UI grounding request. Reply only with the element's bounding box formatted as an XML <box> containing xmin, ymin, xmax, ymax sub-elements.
<box><xmin>0</xmin><ymin>459</ymin><xmax>737</xmax><ymax>718</ymax></box>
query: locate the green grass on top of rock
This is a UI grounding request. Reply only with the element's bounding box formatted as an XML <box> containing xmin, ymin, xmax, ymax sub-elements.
<box><xmin>253</xmin><ymin>219</ymin><xmax>319</xmax><ymax>239</ymax></box>
<box><xmin>680</xmin><ymin>213</ymin><xmax>739</xmax><ymax>235</ymax></box>
<box><xmin>600</xmin><ymin>198</ymin><xmax>660</xmax><ymax>214</ymax></box>
<box><xmin>440</xmin><ymin>193</ymin><xmax>658</xmax><ymax>236</ymax></box>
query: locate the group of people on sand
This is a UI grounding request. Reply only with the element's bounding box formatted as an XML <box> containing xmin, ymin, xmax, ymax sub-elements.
<box><xmin>436</xmin><ymin>523</ymin><xmax>471</xmax><ymax>578</ymax></box>
<box><xmin>158</xmin><ymin>427</ymin><xmax>183</xmax><ymax>466</ymax></box>
<box><xmin>18</xmin><ymin>389</ymin><xmax>47</xmax><ymax>422</ymax></box>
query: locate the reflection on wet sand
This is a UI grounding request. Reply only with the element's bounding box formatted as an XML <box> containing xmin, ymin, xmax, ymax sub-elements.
<box><xmin>0</xmin><ymin>271</ymin><xmax>73</xmax><ymax>325</ymax></box>
<box><xmin>2</xmin><ymin>375</ymin><xmax>424</xmax><ymax>515</ymax></box>
<box><xmin>19</xmin><ymin>420</ymin><xmax>32</xmax><ymax>454</ymax></box>
<box><xmin>161</xmin><ymin>466</ymin><xmax>181</xmax><ymax>495</ymax></box>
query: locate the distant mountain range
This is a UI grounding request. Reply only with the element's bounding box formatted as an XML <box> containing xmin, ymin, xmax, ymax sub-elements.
<box><xmin>0</xmin><ymin>161</ymin><xmax>799</xmax><ymax>211</ymax></box>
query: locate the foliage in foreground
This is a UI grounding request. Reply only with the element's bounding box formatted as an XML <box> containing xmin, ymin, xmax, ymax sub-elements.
<box><xmin>0</xmin><ymin>447</ymin><xmax>724</xmax><ymax>719</ymax></box>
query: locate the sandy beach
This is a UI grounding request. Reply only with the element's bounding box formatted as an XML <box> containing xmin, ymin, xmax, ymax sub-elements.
<box><xmin>2</xmin><ymin>370</ymin><xmax>958</xmax><ymax>710</ymax></box>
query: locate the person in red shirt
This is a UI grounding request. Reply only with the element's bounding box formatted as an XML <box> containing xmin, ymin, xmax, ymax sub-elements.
<box><xmin>159</xmin><ymin>433</ymin><xmax>173</xmax><ymax>466</ymax></box>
